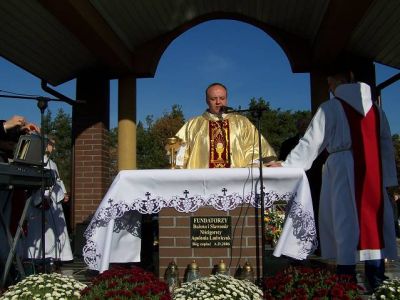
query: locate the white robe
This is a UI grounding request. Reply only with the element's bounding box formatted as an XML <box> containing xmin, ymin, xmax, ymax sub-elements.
<box><xmin>21</xmin><ymin>156</ymin><xmax>73</xmax><ymax>261</ymax></box>
<box><xmin>282</xmin><ymin>82</ymin><xmax>398</xmax><ymax>264</ymax></box>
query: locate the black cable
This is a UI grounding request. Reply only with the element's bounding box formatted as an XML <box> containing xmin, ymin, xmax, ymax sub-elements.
<box><xmin>228</xmin><ymin>164</ymin><xmax>252</xmax><ymax>273</ymax></box>
<box><xmin>228</xmin><ymin>123</ymin><xmax>258</xmax><ymax>275</ymax></box>
<box><xmin>0</xmin><ymin>89</ymin><xmax>41</xmax><ymax>98</ymax></box>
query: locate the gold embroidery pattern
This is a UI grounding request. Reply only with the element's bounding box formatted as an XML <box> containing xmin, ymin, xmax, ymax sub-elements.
<box><xmin>209</xmin><ymin>120</ymin><xmax>230</xmax><ymax>168</ymax></box>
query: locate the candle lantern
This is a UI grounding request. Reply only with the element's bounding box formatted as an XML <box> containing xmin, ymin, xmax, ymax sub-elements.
<box><xmin>242</xmin><ymin>261</ymin><xmax>255</xmax><ymax>283</ymax></box>
<box><xmin>164</xmin><ymin>261</ymin><xmax>180</xmax><ymax>292</ymax></box>
<box><xmin>215</xmin><ymin>259</ymin><xmax>228</xmax><ymax>275</ymax></box>
<box><xmin>184</xmin><ymin>260</ymin><xmax>202</xmax><ymax>282</ymax></box>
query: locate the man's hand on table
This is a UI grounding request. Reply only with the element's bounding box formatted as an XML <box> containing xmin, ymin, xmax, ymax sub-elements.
<box><xmin>266</xmin><ymin>161</ymin><xmax>283</xmax><ymax>167</ymax></box>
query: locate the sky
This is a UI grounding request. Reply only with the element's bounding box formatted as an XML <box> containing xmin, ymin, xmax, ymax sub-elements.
<box><xmin>1</xmin><ymin>20</ymin><xmax>399</xmax><ymax>134</ymax></box>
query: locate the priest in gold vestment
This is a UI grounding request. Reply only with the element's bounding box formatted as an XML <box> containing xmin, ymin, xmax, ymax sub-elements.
<box><xmin>175</xmin><ymin>83</ymin><xmax>276</xmax><ymax>169</ymax></box>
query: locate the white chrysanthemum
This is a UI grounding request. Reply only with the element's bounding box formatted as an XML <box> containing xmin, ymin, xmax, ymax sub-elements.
<box><xmin>173</xmin><ymin>274</ymin><xmax>262</xmax><ymax>299</ymax></box>
<box><xmin>0</xmin><ymin>273</ymin><xmax>86</xmax><ymax>300</ymax></box>
<box><xmin>372</xmin><ymin>277</ymin><xmax>400</xmax><ymax>300</ymax></box>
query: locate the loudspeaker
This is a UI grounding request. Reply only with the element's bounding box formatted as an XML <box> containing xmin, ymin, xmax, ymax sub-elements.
<box><xmin>13</xmin><ymin>134</ymin><xmax>43</xmax><ymax>166</ymax></box>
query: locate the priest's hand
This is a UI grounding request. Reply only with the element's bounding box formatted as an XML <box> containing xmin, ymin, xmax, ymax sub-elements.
<box><xmin>266</xmin><ymin>161</ymin><xmax>283</xmax><ymax>167</ymax></box>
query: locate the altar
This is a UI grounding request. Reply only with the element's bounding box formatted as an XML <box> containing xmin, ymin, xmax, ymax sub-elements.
<box><xmin>83</xmin><ymin>167</ymin><xmax>317</xmax><ymax>273</ymax></box>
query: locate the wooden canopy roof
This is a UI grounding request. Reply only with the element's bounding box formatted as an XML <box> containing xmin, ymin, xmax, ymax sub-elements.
<box><xmin>1</xmin><ymin>0</ymin><xmax>399</xmax><ymax>86</ymax></box>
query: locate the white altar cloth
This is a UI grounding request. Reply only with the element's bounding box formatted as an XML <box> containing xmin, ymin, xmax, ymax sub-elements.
<box><xmin>83</xmin><ymin>168</ymin><xmax>317</xmax><ymax>272</ymax></box>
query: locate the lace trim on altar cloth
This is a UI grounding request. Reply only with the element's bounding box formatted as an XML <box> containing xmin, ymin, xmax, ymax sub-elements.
<box><xmin>83</xmin><ymin>189</ymin><xmax>317</xmax><ymax>269</ymax></box>
<box><xmin>285</xmin><ymin>199</ymin><xmax>318</xmax><ymax>259</ymax></box>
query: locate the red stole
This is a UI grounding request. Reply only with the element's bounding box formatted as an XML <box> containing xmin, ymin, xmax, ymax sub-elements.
<box><xmin>209</xmin><ymin>120</ymin><xmax>230</xmax><ymax>168</ymax></box>
<box><xmin>340</xmin><ymin>100</ymin><xmax>384</xmax><ymax>250</ymax></box>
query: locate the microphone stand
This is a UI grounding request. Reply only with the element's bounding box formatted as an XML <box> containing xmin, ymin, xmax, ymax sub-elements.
<box><xmin>0</xmin><ymin>92</ymin><xmax>78</xmax><ymax>273</ymax></box>
<box><xmin>38</xmin><ymin>97</ymin><xmax>49</xmax><ymax>273</ymax></box>
<box><xmin>223</xmin><ymin>106</ymin><xmax>267</xmax><ymax>285</ymax></box>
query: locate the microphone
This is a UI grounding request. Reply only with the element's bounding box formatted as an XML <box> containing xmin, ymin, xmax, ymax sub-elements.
<box><xmin>219</xmin><ymin>106</ymin><xmax>234</xmax><ymax>113</ymax></box>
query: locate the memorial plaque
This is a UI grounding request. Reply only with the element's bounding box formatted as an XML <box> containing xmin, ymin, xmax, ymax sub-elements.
<box><xmin>191</xmin><ymin>216</ymin><xmax>232</xmax><ymax>248</ymax></box>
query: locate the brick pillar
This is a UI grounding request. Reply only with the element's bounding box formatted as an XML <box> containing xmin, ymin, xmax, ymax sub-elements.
<box><xmin>310</xmin><ymin>69</ymin><xmax>330</xmax><ymax>113</ymax></box>
<box><xmin>159</xmin><ymin>205</ymin><xmax>261</xmax><ymax>282</ymax></box>
<box><xmin>72</xmin><ymin>75</ymin><xmax>110</xmax><ymax>226</ymax></box>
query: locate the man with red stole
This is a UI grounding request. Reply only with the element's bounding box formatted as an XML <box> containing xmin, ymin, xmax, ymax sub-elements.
<box><xmin>175</xmin><ymin>82</ymin><xmax>276</xmax><ymax>169</ymax></box>
<box><xmin>268</xmin><ymin>67</ymin><xmax>398</xmax><ymax>291</ymax></box>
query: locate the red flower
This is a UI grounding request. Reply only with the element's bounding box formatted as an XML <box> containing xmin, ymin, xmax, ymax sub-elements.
<box><xmin>107</xmin><ymin>281</ymin><xmax>118</xmax><ymax>289</ymax></box>
<box><xmin>277</xmin><ymin>284</ymin><xmax>286</xmax><ymax>292</ymax></box>
<box><xmin>263</xmin><ymin>266</ymin><xmax>362</xmax><ymax>299</ymax></box>
<box><xmin>81</xmin><ymin>266</ymin><xmax>171</xmax><ymax>299</ymax></box>
<box><xmin>331</xmin><ymin>283</ymin><xmax>345</xmax><ymax>298</ymax></box>
<box><xmin>265</xmin><ymin>277</ymin><xmax>278</xmax><ymax>288</ymax></box>
<box><xmin>314</xmin><ymin>288</ymin><xmax>329</xmax><ymax>297</ymax></box>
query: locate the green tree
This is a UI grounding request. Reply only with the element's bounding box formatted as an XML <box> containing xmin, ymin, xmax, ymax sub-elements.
<box><xmin>47</xmin><ymin>108</ymin><xmax>72</xmax><ymax>192</ymax></box>
<box><xmin>393</xmin><ymin>134</ymin><xmax>400</xmax><ymax>188</ymax></box>
<box><xmin>107</xmin><ymin>127</ymin><xmax>118</xmax><ymax>180</ymax></box>
<box><xmin>137</xmin><ymin>105</ymin><xmax>185</xmax><ymax>169</ymax></box>
<box><xmin>244</xmin><ymin>97</ymin><xmax>312</xmax><ymax>156</ymax></box>
<box><xmin>136</xmin><ymin>119</ymin><xmax>155</xmax><ymax>169</ymax></box>
<box><xmin>41</xmin><ymin>110</ymin><xmax>52</xmax><ymax>135</ymax></box>
<box><xmin>108</xmin><ymin>105</ymin><xmax>186</xmax><ymax>175</ymax></box>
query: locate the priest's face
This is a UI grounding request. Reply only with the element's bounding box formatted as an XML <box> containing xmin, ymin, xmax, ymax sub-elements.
<box><xmin>206</xmin><ymin>84</ymin><xmax>227</xmax><ymax>114</ymax></box>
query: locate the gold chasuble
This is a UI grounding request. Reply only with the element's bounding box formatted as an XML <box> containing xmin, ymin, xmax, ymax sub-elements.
<box><xmin>175</xmin><ymin>111</ymin><xmax>276</xmax><ymax>169</ymax></box>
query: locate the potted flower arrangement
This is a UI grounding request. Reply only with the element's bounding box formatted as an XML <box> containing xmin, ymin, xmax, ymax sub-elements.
<box><xmin>371</xmin><ymin>278</ymin><xmax>400</xmax><ymax>299</ymax></box>
<box><xmin>264</xmin><ymin>208</ymin><xmax>285</xmax><ymax>246</ymax></box>
<box><xmin>173</xmin><ymin>273</ymin><xmax>263</xmax><ymax>300</ymax></box>
<box><xmin>80</xmin><ymin>266</ymin><xmax>171</xmax><ymax>300</ymax></box>
<box><xmin>0</xmin><ymin>272</ymin><xmax>86</xmax><ymax>300</ymax></box>
<box><xmin>264</xmin><ymin>265</ymin><xmax>364</xmax><ymax>299</ymax></box>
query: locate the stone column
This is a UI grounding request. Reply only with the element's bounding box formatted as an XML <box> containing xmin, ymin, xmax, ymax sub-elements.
<box><xmin>118</xmin><ymin>76</ymin><xmax>137</xmax><ymax>170</ymax></box>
